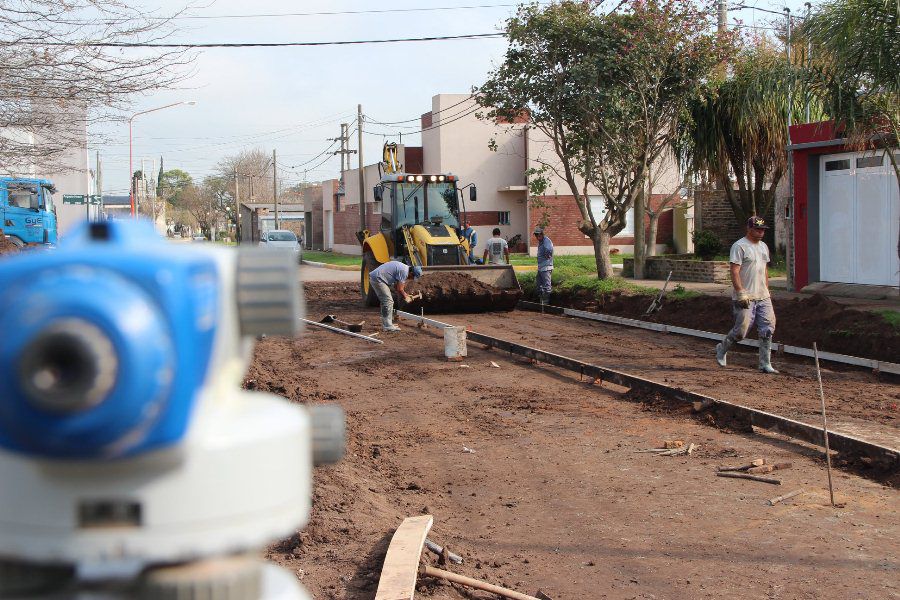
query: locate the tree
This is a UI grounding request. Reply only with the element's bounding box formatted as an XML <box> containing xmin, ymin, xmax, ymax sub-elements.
<box><xmin>477</xmin><ymin>0</ymin><xmax>729</xmax><ymax>278</ymax></box>
<box><xmin>643</xmin><ymin>164</ymin><xmax>692</xmax><ymax>257</ymax></box>
<box><xmin>215</xmin><ymin>148</ymin><xmax>274</xmax><ymax>206</ymax></box>
<box><xmin>687</xmin><ymin>41</ymin><xmax>809</xmax><ymax>229</ymax></box>
<box><xmin>158</xmin><ymin>169</ymin><xmax>193</xmax><ymax>204</ymax></box>
<box><xmin>176</xmin><ymin>177</ymin><xmax>232</xmax><ymax>239</ymax></box>
<box><xmin>801</xmin><ymin>0</ymin><xmax>899</xmax><ymax>258</ymax></box>
<box><xmin>0</xmin><ymin>1</ymin><xmax>191</xmax><ymax>172</ymax></box>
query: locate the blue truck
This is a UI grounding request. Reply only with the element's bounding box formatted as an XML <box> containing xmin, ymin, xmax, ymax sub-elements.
<box><xmin>0</xmin><ymin>177</ymin><xmax>58</xmax><ymax>248</ymax></box>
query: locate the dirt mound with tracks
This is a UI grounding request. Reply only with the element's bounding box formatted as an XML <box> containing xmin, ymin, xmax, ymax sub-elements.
<box><xmin>403</xmin><ymin>272</ymin><xmax>521</xmax><ymax>313</ymax></box>
<box><xmin>248</xmin><ymin>282</ymin><xmax>899</xmax><ymax>599</ymax></box>
<box><xmin>0</xmin><ymin>232</ymin><xmax>19</xmax><ymax>256</ymax></box>
<box><xmin>552</xmin><ymin>289</ymin><xmax>899</xmax><ymax>363</ymax></box>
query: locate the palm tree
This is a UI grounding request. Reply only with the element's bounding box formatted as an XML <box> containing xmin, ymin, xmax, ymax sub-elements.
<box><xmin>686</xmin><ymin>42</ymin><xmax>807</xmax><ymax>226</ymax></box>
<box><xmin>801</xmin><ymin>0</ymin><xmax>899</xmax><ymax>187</ymax></box>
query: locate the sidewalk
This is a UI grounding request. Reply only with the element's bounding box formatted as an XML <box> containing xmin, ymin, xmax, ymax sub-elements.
<box><xmin>626</xmin><ymin>276</ymin><xmax>899</xmax><ymax>311</ymax></box>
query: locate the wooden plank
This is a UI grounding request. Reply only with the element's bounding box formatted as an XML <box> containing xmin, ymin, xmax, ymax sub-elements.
<box><xmin>396</xmin><ymin>310</ymin><xmax>452</xmax><ymax>330</ymax></box>
<box><xmin>374</xmin><ymin>515</ymin><xmax>434</xmax><ymax>600</ymax></box>
<box><xmin>518</xmin><ymin>301</ymin><xmax>900</xmax><ymax>374</ymax></box>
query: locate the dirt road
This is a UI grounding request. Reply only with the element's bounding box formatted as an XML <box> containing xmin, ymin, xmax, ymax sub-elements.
<box><xmin>253</xmin><ymin>283</ymin><xmax>898</xmax><ymax>599</ymax></box>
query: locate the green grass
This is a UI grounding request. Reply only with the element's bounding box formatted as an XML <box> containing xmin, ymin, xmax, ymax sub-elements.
<box><xmin>509</xmin><ymin>253</ymin><xmax>632</xmax><ymax>267</ymax></box>
<box><xmin>876</xmin><ymin>309</ymin><xmax>900</xmax><ymax>329</ymax></box>
<box><xmin>558</xmin><ymin>275</ymin><xmax>657</xmax><ymax>296</ymax></box>
<box><xmin>517</xmin><ymin>271</ymin><xmax>659</xmax><ymax>298</ymax></box>
<box><xmin>302</xmin><ymin>250</ymin><xmax>362</xmax><ymax>266</ymax></box>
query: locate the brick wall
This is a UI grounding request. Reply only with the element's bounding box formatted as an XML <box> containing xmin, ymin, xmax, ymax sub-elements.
<box><xmin>622</xmin><ymin>256</ymin><xmax>731</xmax><ymax>283</ymax></box>
<box><xmin>696</xmin><ymin>189</ymin><xmax>776</xmax><ymax>250</ymax></box>
<box><xmin>333</xmin><ymin>202</ymin><xmax>381</xmax><ymax>248</ymax></box>
<box><xmin>529</xmin><ymin>194</ymin><xmax>674</xmax><ymax>249</ymax></box>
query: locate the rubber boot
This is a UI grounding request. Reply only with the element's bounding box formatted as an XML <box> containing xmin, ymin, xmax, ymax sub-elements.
<box><xmin>381</xmin><ymin>305</ymin><xmax>398</xmax><ymax>331</ymax></box>
<box><xmin>758</xmin><ymin>335</ymin><xmax>779</xmax><ymax>374</ymax></box>
<box><xmin>715</xmin><ymin>336</ymin><xmax>735</xmax><ymax>367</ymax></box>
<box><xmin>539</xmin><ymin>291</ymin><xmax>550</xmax><ymax>306</ymax></box>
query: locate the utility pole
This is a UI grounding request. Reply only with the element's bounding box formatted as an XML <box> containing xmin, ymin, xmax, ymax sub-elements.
<box><xmin>273</xmin><ymin>149</ymin><xmax>279</xmax><ymax>230</ymax></box>
<box><xmin>358</xmin><ymin>104</ymin><xmax>366</xmax><ymax>232</ymax></box>
<box><xmin>140</xmin><ymin>158</ymin><xmax>147</xmax><ymax>219</ymax></box>
<box><xmin>95</xmin><ymin>151</ymin><xmax>102</xmax><ymax>222</ymax></box>
<box><xmin>785</xmin><ymin>7</ymin><xmax>795</xmax><ymax>291</ymax></box>
<box><xmin>332</xmin><ymin>123</ymin><xmax>357</xmax><ymax>187</ymax></box>
<box><xmin>805</xmin><ymin>2</ymin><xmax>812</xmax><ymax>123</ymax></box>
<box><xmin>234</xmin><ymin>167</ymin><xmax>241</xmax><ymax>244</ymax></box>
<box><xmin>717</xmin><ymin>0</ymin><xmax>727</xmax><ymax>33</ymax></box>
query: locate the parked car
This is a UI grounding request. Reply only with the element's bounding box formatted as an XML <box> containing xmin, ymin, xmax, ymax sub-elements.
<box><xmin>259</xmin><ymin>229</ymin><xmax>301</xmax><ymax>261</ymax></box>
<box><xmin>192</xmin><ymin>235</ymin><xmax>207</xmax><ymax>243</ymax></box>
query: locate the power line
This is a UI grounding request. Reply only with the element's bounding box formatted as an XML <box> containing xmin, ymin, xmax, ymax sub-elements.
<box><xmin>27</xmin><ymin>33</ymin><xmax>506</xmax><ymax>49</ymax></box>
<box><xmin>367</xmin><ymin>94</ymin><xmax>479</xmax><ymax>126</ymax></box>
<box><xmin>171</xmin><ymin>3</ymin><xmax>532</xmax><ymax>21</ymax></box>
<box><xmin>365</xmin><ymin>105</ymin><xmax>482</xmax><ymax>138</ymax></box>
<box><xmin>280</xmin><ymin>140</ymin><xmax>339</xmax><ymax>170</ymax></box>
<box><xmin>730</xmin><ymin>4</ymin><xmax>805</xmax><ymax>19</ymax></box>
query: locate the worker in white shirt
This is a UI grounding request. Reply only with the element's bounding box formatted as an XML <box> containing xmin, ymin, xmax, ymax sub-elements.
<box><xmin>482</xmin><ymin>228</ymin><xmax>510</xmax><ymax>265</ymax></box>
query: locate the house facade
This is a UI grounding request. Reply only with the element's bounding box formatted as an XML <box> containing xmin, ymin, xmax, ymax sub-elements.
<box><xmin>789</xmin><ymin>122</ymin><xmax>899</xmax><ymax>292</ymax></box>
<box><xmin>320</xmin><ymin>94</ymin><xmax>686</xmax><ymax>257</ymax></box>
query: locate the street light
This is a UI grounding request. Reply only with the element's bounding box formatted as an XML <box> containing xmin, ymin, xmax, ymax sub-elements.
<box><xmin>129</xmin><ymin>100</ymin><xmax>197</xmax><ymax>217</ymax></box>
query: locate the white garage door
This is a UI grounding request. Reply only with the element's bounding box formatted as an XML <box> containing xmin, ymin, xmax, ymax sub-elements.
<box><xmin>820</xmin><ymin>151</ymin><xmax>899</xmax><ymax>286</ymax></box>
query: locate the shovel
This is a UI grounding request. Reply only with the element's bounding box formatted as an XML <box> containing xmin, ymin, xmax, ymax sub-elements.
<box><xmin>320</xmin><ymin>315</ymin><xmax>364</xmax><ymax>333</ymax></box>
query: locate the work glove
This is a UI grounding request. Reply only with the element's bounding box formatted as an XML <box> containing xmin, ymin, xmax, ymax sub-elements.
<box><xmin>736</xmin><ymin>291</ymin><xmax>751</xmax><ymax>310</ymax></box>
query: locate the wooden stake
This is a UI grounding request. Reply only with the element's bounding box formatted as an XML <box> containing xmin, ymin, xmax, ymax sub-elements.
<box><xmin>419</xmin><ymin>565</ymin><xmax>542</xmax><ymax>600</ymax></box>
<box><xmin>716</xmin><ymin>472</ymin><xmax>781</xmax><ymax>485</ymax></box>
<box><xmin>768</xmin><ymin>489</ymin><xmax>804</xmax><ymax>506</ymax></box>
<box><xmin>813</xmin><ymin>342</ymin><xmax>836</xmax><ymax>507</ymax></box>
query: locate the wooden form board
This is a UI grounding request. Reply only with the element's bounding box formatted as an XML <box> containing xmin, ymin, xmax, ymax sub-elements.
<box><xmin>465</xmin><ymin>329</ymin><xmax>899</xmax><ymax>469</ymax></box>
<box><xmin>519</xmin><ymin>301</ymin><xmax>900</xmax><ymax>375</ymax></box>
<box><xmin>374</xmin><ymin>515</ymin><xmax>433</xmax><ymax>600</ymax></box>
<box><xmin>400</xmin><ymin>311</ymin><xmax>898</xmax><ymax>469</ymax></box>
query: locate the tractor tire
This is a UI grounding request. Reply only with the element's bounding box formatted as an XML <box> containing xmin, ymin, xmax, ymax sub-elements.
<box><xmin>360</xmin><ymin>252</ymin><xmax>380</xmax><ymax>307</ymax></box>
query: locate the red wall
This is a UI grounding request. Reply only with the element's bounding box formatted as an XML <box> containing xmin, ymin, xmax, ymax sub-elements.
<box><xmin>789</xmin><ymin>121</ymin><xmax>846</xmax><ymax>290</ymax></box>
<box><xmin>528</xmin><ymin>195</ymin><xmax>674</xmax><ymax>249</ymax></box>
<box><xmin>333</xmin><ymin>202</ymin><xmax>381</xmax><ymax>247</ymax></box>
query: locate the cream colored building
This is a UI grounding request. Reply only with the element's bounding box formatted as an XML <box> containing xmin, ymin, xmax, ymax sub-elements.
<box><xmin>328</xmin><ymin>93</ymin><xmax>689</xmax><ymax>256</ymax></box>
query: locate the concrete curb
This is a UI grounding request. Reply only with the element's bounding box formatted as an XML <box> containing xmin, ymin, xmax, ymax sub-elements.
<box><xmin>302</xmin><ymin>260</ymin><xmax>360</xmax><ymax>272</ymax></box>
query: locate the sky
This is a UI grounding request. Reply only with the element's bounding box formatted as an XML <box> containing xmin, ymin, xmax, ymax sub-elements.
<box><xmin>91</xmin><ymin>0</ymin><xmax>819</xmax><ymax>196</ymax></box>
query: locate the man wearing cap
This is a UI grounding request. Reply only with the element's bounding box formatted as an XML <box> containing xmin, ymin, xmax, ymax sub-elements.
<box><xmin>369</xmin><ymin>260</ymin><xmax>423</xmax><ymax>332</ymax></box>
<box><xmin>715</xmin><ymin>216</ymin><xmax>778</xmax><ymax>374</ymax></box>
<box><xmin>534</xmin><ymin>227</ymin><xmax>554</xmax><ymax>305</ymax></box>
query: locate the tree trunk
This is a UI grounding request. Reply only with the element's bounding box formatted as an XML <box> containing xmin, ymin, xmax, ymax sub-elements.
<box><xmin>633</xmin><ymin>189</ymin><xmax>646</xmax><ymax>279</ymax></box>
<box><xmin>593</xmin><ymin>230</ymin><xmax>615</xmax><ymax>279</ymax></box>
<box><xmin>646</xmin><ymin>211</ymin><xmax>660</xmax><ymax>257</ymax></box>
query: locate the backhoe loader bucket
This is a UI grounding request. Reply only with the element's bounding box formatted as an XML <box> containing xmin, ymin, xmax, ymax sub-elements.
<box><xmin>402</xmin><ymin>264</ymin><xmax>522</xmax><ymax>314</ymax></box>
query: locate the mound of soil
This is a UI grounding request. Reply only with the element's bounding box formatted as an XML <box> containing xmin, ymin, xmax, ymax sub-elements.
<box><xmin>0</xmin><ymin>235</ymin><xmax>19</xmax><ymax>256</ymax></box>
<box><xmin>551</xmin><ymin>289</ymin><xmax>899</xmax><ymax>363</ymax></box>
<box><xmin>404</xmin><ymin>272</ymin><xmax>522</xmax><ymax>313</ymax></box>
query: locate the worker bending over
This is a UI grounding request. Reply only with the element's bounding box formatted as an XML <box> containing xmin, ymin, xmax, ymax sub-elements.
<box><xmin>483</xmin><ymin>228</ymin><xmax>510</xmax><ymax>265</ymax></box>
<box><xmin>369</xmin><ymin>260</ymin><xmax>423</xmax><ymax>332</ymax></box>
<box><xmin>715</xmin><ymin>216</ymin><xmax>778</xmax><ymax>374</ymax></box>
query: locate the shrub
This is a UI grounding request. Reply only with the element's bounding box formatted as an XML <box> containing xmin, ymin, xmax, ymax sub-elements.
<box><xmin>692</xmin><ymin>229</ymin><xmax>721</xmax><ymax>260</ymax></box>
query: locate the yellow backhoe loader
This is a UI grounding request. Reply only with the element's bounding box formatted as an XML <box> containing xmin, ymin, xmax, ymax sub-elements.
<box><xmin>356</xmin><ymin>171</ymin><xmax>520</xmax><ymax>312</ymax></box>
